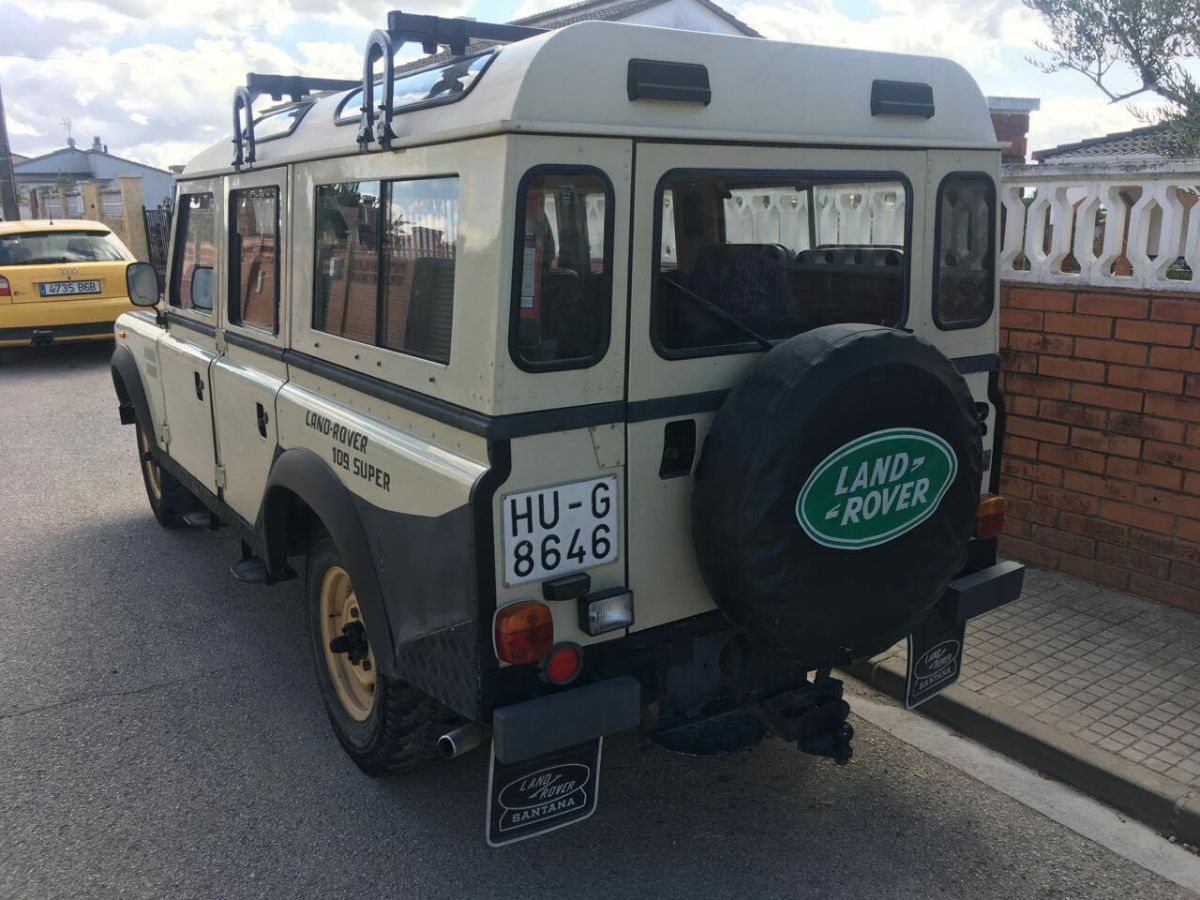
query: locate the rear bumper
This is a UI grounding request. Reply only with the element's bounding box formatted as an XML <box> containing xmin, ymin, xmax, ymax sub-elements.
<box><xmin>941</xmin><ymin>560</ymin><xmax>1025</xmax><ymax>623</ymax></box>
<box><xmin>0</xmin><ymin>296</ymin><xmax>134</xmax><ymax>346</ymax></box>
<box><xmin>492</xmin><ymin>676</ymin><xmax>641</xmax><ymax>764</ymax></box>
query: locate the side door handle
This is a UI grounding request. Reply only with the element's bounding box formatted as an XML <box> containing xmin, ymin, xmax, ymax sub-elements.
<box><xmin>256</xmin><ymin>402</ymin><xmax>269</xmax><ymax>439</ymax></box>
<box><xmin>193</xmin><ymin>371</ymin><xmax>205</xmax><ymax>402</ymax></box>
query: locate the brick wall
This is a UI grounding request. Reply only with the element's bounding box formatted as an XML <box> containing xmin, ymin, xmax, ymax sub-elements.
<box><xmin>997</xmin><ymin>284</ymin><xmax>1200</xmax><ymax>612</ymax></box>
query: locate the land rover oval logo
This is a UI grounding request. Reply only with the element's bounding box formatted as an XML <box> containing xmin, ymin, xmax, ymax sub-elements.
<box><xmin>796</xmin><ymin>427</ymin><xmax>958</xmax><ymax>550</ymax></box>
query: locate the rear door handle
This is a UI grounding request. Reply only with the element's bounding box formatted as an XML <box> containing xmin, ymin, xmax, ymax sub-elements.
<box><xmin>193</xmin><ymin>371</ymin><xmax>205</xmax><ymax>401</ymax></box>
<box><xmin>256</xmin><ymin>402</ymin><xmax>269</xmax><ymax>438</ymax></box>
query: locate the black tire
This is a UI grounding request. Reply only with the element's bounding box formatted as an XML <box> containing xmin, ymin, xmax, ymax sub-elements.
<box><xmin>692</xmin><ymin>324</ymin><xmax>982</xmax><ymax>667</ymax></box>
<box><xmin>135</xmin><ymin>421</ymin><xmax>200</xmax><ymax>528</ymax></box>
<box><xmin>305</xmin><ymin>532</ymin><xmax>462</xmax><ymax>776</ymax></box>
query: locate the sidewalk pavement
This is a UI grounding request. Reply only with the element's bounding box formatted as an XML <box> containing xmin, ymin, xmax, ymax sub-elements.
<box><xmin>850</xmin><ymin>566</ymin><xmax>1200</xmax><ymax>844</ymax></box>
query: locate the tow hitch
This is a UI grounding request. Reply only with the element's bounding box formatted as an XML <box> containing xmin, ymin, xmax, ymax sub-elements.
<box><xmin>752</xmin><ymin>670</ymin><xmax>854</xmax><ymax>763</ymax></box>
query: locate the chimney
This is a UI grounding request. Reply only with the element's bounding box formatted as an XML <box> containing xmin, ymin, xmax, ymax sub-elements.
<box><xmin>91</xmin><ymin>136</ymin><xmax>102</xmax><ymax>152</ymax></box>
<box><xmin>986</xmin><ymin>97</ymin><xmax>1040</xmax><ymax>164</ymax></box>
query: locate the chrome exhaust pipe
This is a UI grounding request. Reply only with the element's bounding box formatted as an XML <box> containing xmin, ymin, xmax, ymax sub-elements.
<box><xmin>438</xmin><ymin>723</ymin><xmax>487</xmax><ymax>759</ymax></box>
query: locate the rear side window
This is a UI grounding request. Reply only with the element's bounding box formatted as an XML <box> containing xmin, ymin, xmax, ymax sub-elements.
<box><xmin>653</xmin><ymin>172</ymin><xmax>908</xmax><ymax>358</ymax></box>
<box><xmin>313</xmin><ymin>177</ymin><xmax>459</xmax><ymax>363</ymax></box>
<box><xmin>511</xmin><ymin>169</ymin><xmax>613</xmax><ymax>370</ymax></box>
<box><xmin>0</xmin><ymin>230</ymin><xmax>127</xmax><ymax>265</ymax></box>
<box><xmin>172</xmin><ymin>193</ymin><xmax>217</xmax><ymax>312</ymax></box>
<box><xmin>933</xmin><ymin>173</ymin><xmax>996</xmax><ymax>330</ymax></box>
<box><xmin>229</xmin><ymin>187</ymin><xmax>280</xmax><ymax>333</ymax></box>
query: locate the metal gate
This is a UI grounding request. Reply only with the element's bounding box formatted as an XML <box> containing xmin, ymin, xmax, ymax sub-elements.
<box><xmin>142</xmin><ymin>206</ymin><xmax>172</xmax><ymax>282</ymax></box>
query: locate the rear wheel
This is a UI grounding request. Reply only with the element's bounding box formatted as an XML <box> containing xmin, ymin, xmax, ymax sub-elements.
<box><xmin>135</xmin><ymin>422</ymin><xmax>199</xmax><ymax>528</ymax></box>
<box><xmin>305</xmin><ymin>532</ymin><xmax>462</xmax><ymax>775</ymax></box>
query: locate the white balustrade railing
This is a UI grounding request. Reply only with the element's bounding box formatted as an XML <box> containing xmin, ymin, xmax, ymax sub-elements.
<box><xmin>1000</xmin><ymin>160</ymin><xmax>1200</xmax><ymax>291</ymax></box>
<box><xmin>662</xmin><ymin>183</ymin><xmax>907</xmax><ymax>263</ymax></box>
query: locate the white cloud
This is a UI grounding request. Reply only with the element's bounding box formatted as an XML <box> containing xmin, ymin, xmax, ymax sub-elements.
<box><xmin>736</xmin><ymin>0</ymin><xmax>1048</xmax><ymax>73</ymax></box>
<box><xmin>1027</xmin><ymin>95</ymin><xmax>1148</xmax><ymax>156</ymax></box>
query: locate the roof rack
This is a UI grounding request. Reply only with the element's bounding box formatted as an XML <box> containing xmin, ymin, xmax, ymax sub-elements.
<box><xmin>358</xmin><ymin>12</ymin><xmax>546</xmax><ymax>152</ymax></box>
<box><xmin>232</xmin><ymin>74</ymin><xmax>359</xmax><ymax>168</ymax></box>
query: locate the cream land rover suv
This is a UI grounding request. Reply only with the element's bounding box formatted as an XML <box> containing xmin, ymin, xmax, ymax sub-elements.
<box><xmin>112</xmin><ymin>12</ymin><xmax>1023</xmax><ymax>845</ymax></box>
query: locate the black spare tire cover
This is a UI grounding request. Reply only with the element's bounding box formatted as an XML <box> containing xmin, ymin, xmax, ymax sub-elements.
<box><xmin>692</xmin><ymin>323</ymin><xmax>982</xmax><ymax>667</ymax></box>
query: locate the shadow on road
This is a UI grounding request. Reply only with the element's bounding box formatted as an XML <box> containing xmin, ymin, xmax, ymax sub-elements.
<box><xmin>0</xmin><ymin>340</ymin><xmax>114</xmax><ymax>376</ymax></box>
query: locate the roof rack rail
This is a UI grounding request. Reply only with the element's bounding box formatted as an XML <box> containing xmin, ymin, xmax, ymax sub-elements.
<box><xmin>232</xmin><ymin>73</ymin><xmax>359</xmax><ymax>168</ymax></box>
<box><xmin>358</xmin><ymin>11</ymin><xmax>545</xmax><ymax>152</ymax></box>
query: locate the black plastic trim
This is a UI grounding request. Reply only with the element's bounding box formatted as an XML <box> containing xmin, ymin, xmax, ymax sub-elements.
<box><xmin>943</xmin><ymin>560</ymin><xmax>1025</xmax><ymax>623</ymax></box>
<box><xmin>492</xmin><ymin>675</ymin><xmax>641</xmax><ymax>764</ymax></box>
<box><xmin>166</xmin><ymin>310</ymin><xmax>217</xmax><ymax>337</ymax></box>
<box><xmin>261</xmin><ymin>447</ymin><xmax>397</xmax><ymax>675</ymax></box>
<box><xmin>111</xmin><ymin>343</ymin><xmax>153</xmax><ymax>432</ymax></box>
<box><xmin>649</xmin><ymin>168</ymin><xmax>913</xmax><ymax>361</ymax></box>
<box><xmin>953</xmin><ymin>353</ymin><xmax>1000</xmax><ymax>374</ymax></box>
<box><xmin>0</xmin><ymin>321</ymin><xmax>113</xmax><ymax>342</ymax></box>
<box><xmin>282</xmin><ymin>349</ymin><xmax>625</xmax><ymax>438</ymax></box>
<box><xmin>932</xmin><ymin>171</ymin><xmax>997</xmax><ymax>331</ymax></box>
<box><xmin>472</xmin><ymin>439</ymin><xmax>512</xmax><ymax>682</ymax></box>
<box><xmin>627</xmin><ymin>59</ymin><xmax>711</xmax><ymax>105</ymax></box>
<box><xmin>627</xmin><ymin>390</ymin><xmax>727</xmax><ymax>422</ymax></box>
<box><xmin>508</xmin><ymin>164</ymin><xmax>616</xmax><ymax>373</ymax></box>
<box><xmin>870</xmin><ymin>80</ymin><xmax>935</xmax><ymax>118</ymax></box>
<box><xmin>225</xmin><ymin>329</ymin><xmax>286</xmax><ymax>360</ymax></box>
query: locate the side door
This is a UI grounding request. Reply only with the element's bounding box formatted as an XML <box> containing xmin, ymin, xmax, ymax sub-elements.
<box><xmin>158</xmin><ymin>182</ymin><xmax>222</xmax><ymax>493</ymax></box>
<box><xmin>624</xmin><ymin>143</ymin><xmax>928</xmax><ymax>632</ymax></box>
<box><xmin>210</xmin><ymin>167</ymin><xmax>289</xmax><ymax>524</ymax></box>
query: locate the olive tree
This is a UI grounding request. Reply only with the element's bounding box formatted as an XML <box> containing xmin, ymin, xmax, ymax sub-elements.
<box><xmin>1024</xmin><ymin>0</ymin><xmax>1200</xmax><ymax>153</ymax></box>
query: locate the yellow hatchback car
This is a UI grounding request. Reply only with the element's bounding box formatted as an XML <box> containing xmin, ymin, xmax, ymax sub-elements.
<box><xmin>0</xmin><ymin>219</ymin><xmax>140</xmax><ymax>348</ymax></box>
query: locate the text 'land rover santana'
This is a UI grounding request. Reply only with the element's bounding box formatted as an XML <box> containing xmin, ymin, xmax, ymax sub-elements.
<box><xmin>112</xmin><ymin>12</ymin><xmax>1024</xmax><ymax>845</ymax></box>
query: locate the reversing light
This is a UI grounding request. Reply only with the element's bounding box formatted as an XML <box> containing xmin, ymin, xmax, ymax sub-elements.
<box><xmin>494</xmin><ymin>600</ymin><xmax>554</xmax><ymax>665</ymax></box>
<box><xmin>542</xmin><ymin>643</ymin><xmax>583</xmax><ymax>686</ymax></box>
<box><xmin>579</xmin><ymin>590</ymin><xmax>634</xmax><ymax>636</ymax></box>
<box><xmin>974</xmin><ymin>494</ymin><xmax>1006</xmax><ymax>539</ymax></box>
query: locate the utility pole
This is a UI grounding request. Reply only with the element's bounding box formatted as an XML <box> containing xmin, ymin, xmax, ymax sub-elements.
<box><xmin>0</xmin><ymin>79</ymin><xmax>19</xmax><ymax>221</ymax></box>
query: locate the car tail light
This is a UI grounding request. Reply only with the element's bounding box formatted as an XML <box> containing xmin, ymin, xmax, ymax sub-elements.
<box><xmin>0</xmin><ymin>275</ymin><xmax>10</xmax><ymax>298</ymax></box>
<box><xmin>974</xmin><ymin>493</ymin><xmax>1006</xmax><ymax>539</ymax></box>
<box><xmin>494</xmin><ymin>600</ymin><xmax>554</xmax><ymax>665</ymax></box>
<box><xmin>542</xmin><ymin>643</ymin><xmax>583</xmax><ymax>686</ymax></box>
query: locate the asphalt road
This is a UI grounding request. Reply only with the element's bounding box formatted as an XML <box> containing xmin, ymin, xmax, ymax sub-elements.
<box><xmin>0</xmin><ymin>341</ymin><xmax>1194</xmax><ymax>900</ymax></box>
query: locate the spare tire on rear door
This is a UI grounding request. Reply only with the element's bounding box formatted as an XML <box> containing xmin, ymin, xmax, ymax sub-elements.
<box><xmin>692</xmin><ymin>324</ymin><xmax>982</xmax><ymax>667</ymax></box>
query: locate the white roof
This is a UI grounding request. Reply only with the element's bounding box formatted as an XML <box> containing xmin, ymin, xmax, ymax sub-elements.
<box><xmin>183</xmin><ymin>21</ymin><xmax>997</xmax><ymax>177</ymax></box>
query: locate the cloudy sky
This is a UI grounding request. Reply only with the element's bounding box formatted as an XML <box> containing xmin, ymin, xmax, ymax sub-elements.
<box><xmin>3</xmin><ymin>0</ymin><xmax>1158</xmax><ymax>170</ymax></box>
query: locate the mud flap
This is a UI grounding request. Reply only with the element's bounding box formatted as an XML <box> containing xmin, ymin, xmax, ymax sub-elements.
<box><xmin>905</xmin><ymin>609</ymin><xmax>965</xmax><ymax>709</ymax></box>
<box><xmin>486</xmin><ymin>738</ymin><xmax>602</xmax><ymax>847</ymax></box>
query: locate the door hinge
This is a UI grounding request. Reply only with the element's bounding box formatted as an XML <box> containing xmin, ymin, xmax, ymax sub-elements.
<box><xmin>215</xmin><ymin>464</ymin><xmax>227</xmax><ymax>490</ymax></box>
<box><xmin>215</xmin><ymin>331</ymin><xmax>228</xmax><ymax>354</ymax></box>
<box><xmin>160</xmin><ymin>423</ymin><xmax>170</xmax><ymax>445</ymax></box>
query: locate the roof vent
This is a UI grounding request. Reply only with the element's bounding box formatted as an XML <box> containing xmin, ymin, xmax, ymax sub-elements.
<box><xmin>870</xmin><ymin>80</ymin><xmax>934</xmax><ymax>118</ymax></box>
<box><xmin>627</xmin><ymin>59</ymin><xmax>711</xmax><ymax>105</ymax></box>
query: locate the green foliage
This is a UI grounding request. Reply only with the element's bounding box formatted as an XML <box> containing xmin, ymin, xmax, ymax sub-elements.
<box><xmin>1025</xmin><ymin>0</ymin><xmax>1200</xmax><ymax>155</ymax></box>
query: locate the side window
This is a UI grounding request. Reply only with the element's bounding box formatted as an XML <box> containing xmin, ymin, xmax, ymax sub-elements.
<box><xmin>229</xmin><ymin>186</ymin><xmax>280</xmax><ymax>333</ymax></box>
<box><xmin>934</xmin><ymin>173</ymin><xmax>995</xmax><ymax>330</ymax></box>
<box><xmin>313</xmin><ymin>177</ymin><xmax>459</xmax><ymax>364</ymax></box>
<box><xmin>511</xmin><ymin>169</ymin><xmax>612</xmax><ymax>370</ymax></box>
<box><xmin>171</xmin><ymin>192</ymin><xmax>216</xmax><ymax>312</ymax></box>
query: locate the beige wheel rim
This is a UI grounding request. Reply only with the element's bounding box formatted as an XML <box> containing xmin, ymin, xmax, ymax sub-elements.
<box><xmin>137</xmin><ymin>427</ymin><xmax>163</xmax><ymax>502</ymax></box>
<box><xmin>319</xmin><ymin>565</ymin><xmax>377</xmax><ymax>721</ymax></box>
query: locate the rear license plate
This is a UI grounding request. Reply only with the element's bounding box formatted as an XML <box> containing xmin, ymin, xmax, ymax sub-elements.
<box><xmin>486</xmin><ymin>738</ymin><xmax>602</xmax><ymax>847</ymax></box>
<box><xmin>502</xmin><ymin>475</ymin><xmax>618</xmax><ymax>586</ymax></box>
<box><xmin>39</xmin><ymin>280</ymin><xmax>101</xmax><ymax>297</ymax></box>
<box><xmin>905</xmin><ymin>612</ymin><xmax>966</xmax><ymax>709</ymax></box>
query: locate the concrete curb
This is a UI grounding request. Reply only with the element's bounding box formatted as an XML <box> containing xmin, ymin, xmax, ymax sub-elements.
<box><xmin>846</xmin><ymin>654</ymin><xmax>1200</xmax><ymax>846</ymax></box>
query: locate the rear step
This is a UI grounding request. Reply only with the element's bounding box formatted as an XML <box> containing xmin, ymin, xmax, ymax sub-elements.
<box><xmin>230</xmin><ymin>541</ymin><xmax>296</xmax><ymax>585</ymax></box>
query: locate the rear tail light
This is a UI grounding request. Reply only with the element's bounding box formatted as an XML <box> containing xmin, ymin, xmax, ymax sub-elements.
<box><xmin>494</xmin><ymin>600</ymin><xmax>554</xmax><ymax>665</ymax></box>
<box><xmin>974</xmin><ymin>493</ymin><xmax>1006</xmax><ymax>539</ymax></box>
<box><xmin>0</xmin><ymin>275</ymin><xmax>10</xmax><ymax>298</ymax></box>
<box><xmin>580</xmin><ymin>590</ymin><xmax>634</xmax><ymax>636</ymax></box>
<box><xmin>542</xmin><ymin>643</ymin><xmax>583</xmax><ymax>685</ymax></box>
